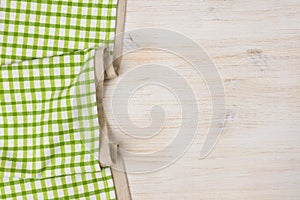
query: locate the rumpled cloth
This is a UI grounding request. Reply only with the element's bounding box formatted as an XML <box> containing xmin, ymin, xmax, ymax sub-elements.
<box><xmin>0</xmin><ymin>0</ymin><xmax>118</xmax><ymax>199</ymax></box>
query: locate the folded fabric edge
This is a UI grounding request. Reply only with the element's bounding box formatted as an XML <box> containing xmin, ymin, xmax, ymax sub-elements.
<box><xmin>111</xmin><ymin>0</ymin><xmax>128</xmax><ymax>78</ymax></box>
<box><xmin>95</xmin><ymin>46</ymin><xmax>132</xmax><ymax>199</ymax></box>
<box><xmin>94</xmin><ymin>47</ymin><xmax>113</xmax><ymax>167</ymax></box>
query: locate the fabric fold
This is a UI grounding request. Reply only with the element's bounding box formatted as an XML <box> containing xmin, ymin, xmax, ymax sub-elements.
<box><xmin>0</xmin><ymin>48</ymin><xmax>102</xmax><ymax>179</ymax></box>
<box><xmin>0</xmin><ymin>47</ymin><xmax>117</xmax><ymax>199</ymax></box>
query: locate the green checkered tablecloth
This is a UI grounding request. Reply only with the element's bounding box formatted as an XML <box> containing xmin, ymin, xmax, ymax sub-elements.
<box><xmin>0</xmin><ymin>0</ymin><xmax>117</xmax><ymax>65</ymax></box>
<box><xmin>0</xmin><ymin>0</ymin><xmax>119</xmax><ymax>199</ymax></box>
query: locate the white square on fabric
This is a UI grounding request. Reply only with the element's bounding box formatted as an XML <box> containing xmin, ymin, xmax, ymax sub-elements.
<box><xmin>5</xmin><ymin>47</ymin><xmax>12</xmax><ymax>55</ymax></box>
<box><xmin>61</xmin><ymin>5</ymin><xmax>68</xmax><ymax>13</ymax></box>
<box><xmin>78</xmin><ymin>42</ymin><xmax>84</xmax><ymax>49</ymax></box>
<box><xmin>91</xmin><ymin>7</ymin><xmax>98</xmax><ymax>15</ymax></box>
<box><xmin>16</xmin><ymin>104</ymin><xmax>23</xmax><ymax>112</ymax></box>
<box><xmin>49</xmin><ymin>28</ymin><xmax>55</xmax><ymax>36</ymax></box>
<box><xmin>15</xmin><ymin>184</ymin><xmax>22</xmax><ymax>193</ymax></box>
<box><xmin>27</xmin><ymin>38</ymin><xmax>34</xmax><ymax>46</ymax></box>
<box><xmin>6</xmin><ymin>104</ymin><xmax>12</xmax><ymax>112</ymax></box>
<box><xmin>26</xmin><ymin>103</ymin><xmax>33</xmax><ymax>112</ymax></box>
<box><xmin>61</xmin><ymin>112</ymin><xmax>68</xmax><ymax>120</ymax></box>
<box><xmin>82</xmin><ymin>7</ymin><xmax>88</xmax><ymax>15</ymax></box>
<box><xmin>52</xmin><ymin>99</ymin><xmax>58</xmax><ymax>108</ymax></box>
<box><xmin>24</xmin><ymin>182</ymin><xmax>32</xmax><ymax>191</ymax></box>
<box><xmin>100</xmin><ymin>20</ymin><xmax>106</xmax><ymax>28</ymax></box>
<box><xmin>15</xmin><ymin>93</ymin><xmax>22</xmax><ymax>101</ymax></box>
<box><xmin>70</xmin><ymin>18</ymin><xmax>77</xmax><ymax>26</ymax></box>
<box><xmin>79</xmin><ymin>30</ymin><xmax>86</xmax><ymax>38</ymax></box>
<box><xmin>53</xmin><ymin>68</ymin><xmax>60</xmax><ymax>76</ymax></box>
<box><xmin>100</xmin><ymin>193</ymin><xmax>106</xmax><ymax>199</ymax></box>
<box><xmin>51</xmin><ymin>4</ymin><xmax>58</xmax><ymax>12</ymax></box>
<box><xmin>11</xmin><ymin>69</ymin><xmax>18</xmax><ymax>78</ymax></box>
<box><xmin>90</xmin><ymin>19</ymin><xmax>97</xmax><ymax>27</ymax></box>
<box><xmin>39</xmin><ymin>15</ymin><xmax>46</xmax><ymax>24</ymax></box>
<box><xmin>71</xmin><ymin>6</ymin><xmax>78</xmax><ymax>13</ymax></box>
<box><xmin>78</xmin><ymin>185</ymin><xmax>84</xmax><ymax>193</ymax></box>
<box><xmin>55</xmin><ymin>169</ymin><xmax>62</xmax><ymax>177</ymax></box>
<box><xmin>63</xmin><ymin>123</ymin><xmax>69</xmax><ymax>131</ymax></box>
<box><xmin>16</xmin><ymin>48</ymin><xmax>23</xmax><ymax>56</ymax></box>
<box><xmin>40</xmin><ymin>3</ymin><xmax>47</xmax><ymax>11</ymax></box>
<box><xmin>27</xmin><ymin>150</ymin><xmax>33</xmax><ymax>158</ymax></box>
<box><xmin>17</xmin><ymin>151</ymin><xmax>23</xmax><ymax>159</ymax></box>
<box><xmin>26</xmin><ymin>162</ymin><xmax>32</xmax><ymax>170</ymax></box>
<box><xmin>69</xmin><ymin>29</ymin><xmax>75</xmax><ymax>37</ymax></box>
<box><xmin>53</xmin><ymin>135</ymin><xmax>59</xmax><ymax>143</ymax></box>
<box><xmin>10</xmin><ymin>1</ymin><xmax>16</xmax><ymax>8</ymax></box>
<box><xmin>1</xmin><ymin>70</ymin><xmax>8</xmax><ymax>78</ymax></box>
<box><xmin>2</xmin><ymin>82</ymin><xmax>9</xmax><ymax>89</ymax></box>
<box><xmin>4</xmin><ymin>186</ymin><xmax>11</xmax><ymax>194</ymax></box>
<box><xmin>25</xmin><ymin>93</ymin><xmax>32</xmax><ymax>102</ymax></box>
<box><xmin>55</xmin><ymin>177</ymin><xmax>63</xmax><ymax>186</ymax></box>
<box><xmin>37</xmin><ymin>39</ymin><xmax>44</xmax><ymax>48</ymax></box>
<box><xmin>100</xmin><ymin>32</ymin><xmax>105</xmax><ymax>40</ymax></box>
<box><xmin>47</xmin><ymin>191</ymin><xmax>54</xmax><ymax>199</ymax></box>
<box><xmin>9</xmin><ymin>12</ymin><xmax>16</xmax><ymax>20</ymax></box>
<box><xmin>44</xmin><ymin>79</ymin><xmax>51</xmax><ymax>87</ymax></box>
<box><xmin>65</xmin><ymin>176</ymin><xmax>72</xmax><ymax>184</ymax></box>
<box><xmin>20</xmin><ymin>2</ymin><xmax>27</xmax><ymax>9</ymax></box>
<box><xmin>29</xmin><ymin>14</ymin><xmax>36</xmax><ymax>22</ymax></box>
<box><xmin>45</xmin><ymin>179</ymin><xmax>52</xmax><ymax>187</ymax></box>
<box><xmin>67</xmin><ymin>188</ymin><xmax>75</xmax><ymax>196</ymax></box>
<box><xmin>102</xmin><ymin>8</ymin><xmax>108</xmax><ymax>16</ymax></box>
<box><xmin>33</xmin><ymin>68</ymin><xmax>40</xmax><ymax>76</ymax></box>
<box><xmin>34</xmin><ymin>80</ymin><xmax>41</xmax><ymax>88</ymax></box>
<box><xmin>27</xmin><ymin>126</ymin><xmax>33</xmax><ymax>135</ymax></box>
<box><xmin>110</xmin><ymin>191</ymin><xmax>116</xmax><ymax>199</ymax></box>
<box><xmin>17</xmin><ymin>115</ymin><xmax>23</xmax><ymax>122</ymax></box>
<box><xmin>57</xmin><ymin>189</ymin><xmax>64</xmax><ymax>198</ymax></box>
<box><xmin>35</xmin><ymin>92</ymin><xmax>42</xmax><ymax>101</ymax></box>
<box><xmin>36</xmin><ymin>50</ymin><xmax>43</xmax><ymax>57</ymax></box>
<box><xmin>36</xmin><ymin>162</ymin><xmax>42</xmax><ymax>170</ymax></box>
<box><xmin>44</xmin><ymin>137</ymin><xmax>50</xmax><ymax>145</ymax></box>
<box><xmin>19</xmin><ymin>14</ymin><xmax>26</xmax><ymax>22</ymax></box>
<box><xmin>30</xmin><ymin>2</ymin><xmax>37</xmax><ymax>10</ymax></box>
<box><xmin>68</xmin><ymin>40</ymin><xmax>75</xmax><ymax>48</ymax></box>
<box><xmin>50</xmin><ymin>16</ymin><xmax>56</xmax><ymax>24</ymax></box>
<box><xmin>89</xmin><ymin>31</ymin><xmax>96</xmax><ymax>39</ymax></box>
<box><xmin>5</xmin><ymin>139</ymin><xmax>14</xmax><ymax>147</ymax></box>
<box><xmin>28</xmin><ymin>26</ymin><xmax>35</xmax><ymax>34</ymax></box>
<box><xmin>111</xmin><ymin>8</ymin><xmax>117</xmax><ymax>16</ymax></box>
<box><xmin>87</xmin><ymin>183</ymin><xmax>95</xmax><ymax>192</ymax></box>
<box><xmin>48</xmin><ymin>39</ymin><xmax>55</xmax><ymax>47</ymax></box>
<box><xmin>43</xmin><ymin>125</ymin><xmax>48</xmax><ymax>133</ymax></box>
<box><xmin>43</xmin><ymin>68</ymin><xmax>50</xmax><ymax>76</ymax></box>
<box><xmin>7</xmin><ymin>116</ymin><xmax>13</xmax><ymax>124</ymax></box>
<box><xmin>80</xmin><ymin>19</ymin><xmax>87</xmax><ymax>27</ymax></box>
<box><xmin>37</xmin><ymin>193</ymin><xmax>43</xmax><ymax>199</ymax></box>
<box><xmin>17</xmin><ymin>37</ymin><xmax>24</xmax><ymax>45</ymax></box>
<box><xmin>17</xmin><ymin>25</ymin><xmax>25</xmax><ymax>33</ymax></box>
<box><xmin>60</xmin><ymin>16</ymin><xmax>67</xmax><ymax>25</ymax></box>
<box><xmin>58</xmin><ymin>39</ymin><xmax>64</xmax><ymax>48</ymax></box>
<box><xmin>27</xmin><ymin>138</ymin><xmax>33</xmax><ymax>146</ymax></box>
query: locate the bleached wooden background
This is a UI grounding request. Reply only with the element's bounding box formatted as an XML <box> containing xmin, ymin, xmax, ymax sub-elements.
<box><xmin>104</xmin><ymin>0</ymin><xmax>300</xmax><ymax>199</ymax></box>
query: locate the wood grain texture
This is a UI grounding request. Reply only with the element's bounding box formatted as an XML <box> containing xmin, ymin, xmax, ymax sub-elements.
<box><xmin>104</xmin><ymin>0</ymin><xmax>300</xmax><ymax>199</ymax></box>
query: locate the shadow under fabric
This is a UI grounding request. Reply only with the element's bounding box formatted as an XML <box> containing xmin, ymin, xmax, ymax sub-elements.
<box><xmin>0</xmin><ymin>0</ymin><xmax>130</xmax><ymax>199</ymax></box>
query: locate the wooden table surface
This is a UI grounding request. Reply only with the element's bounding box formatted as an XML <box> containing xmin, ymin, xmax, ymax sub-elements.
<box><xmin>104</xmin><ymin>0</ymin><xmax>300</xmax><ymax>199</ymax></box>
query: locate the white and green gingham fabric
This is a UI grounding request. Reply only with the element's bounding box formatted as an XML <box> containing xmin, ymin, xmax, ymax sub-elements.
<box><xmin>0</xmin><ymin>0</ymin><xmax>117</xmax><ymax>65</ymax></box>
<box><xmin>0</xmin><ymin>0</ymin><xmax>118</xmax><ymax>199</ymax></box>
